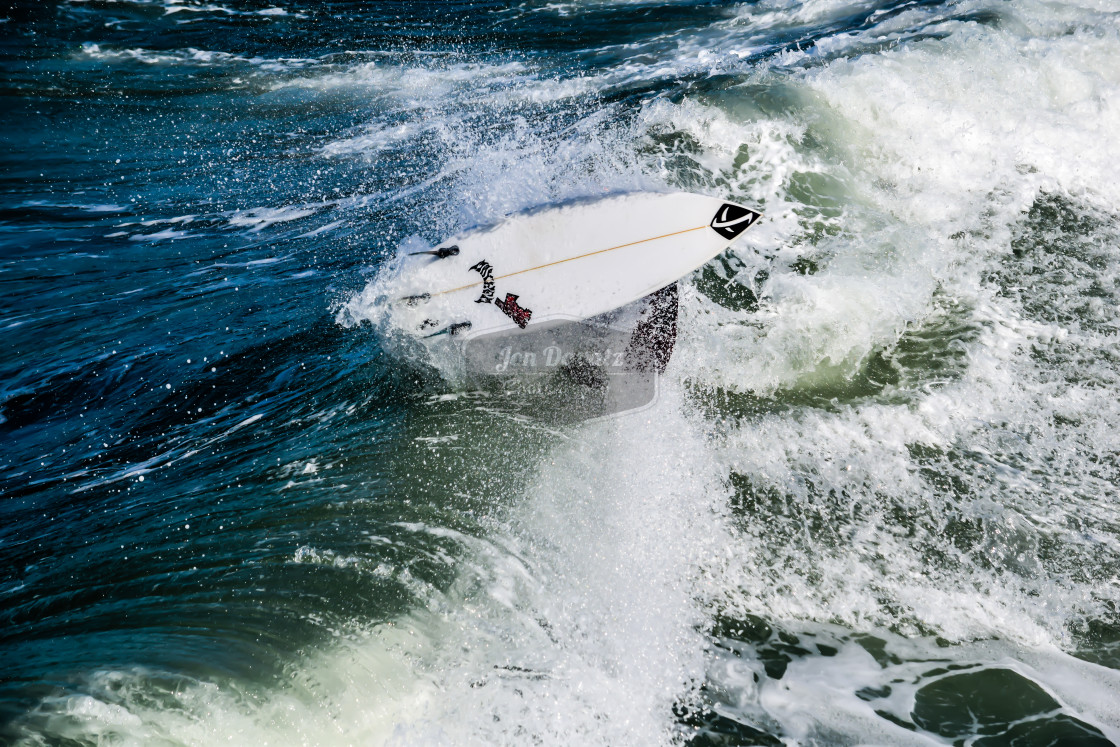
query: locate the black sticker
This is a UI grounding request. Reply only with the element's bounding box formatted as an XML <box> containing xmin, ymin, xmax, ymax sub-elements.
<box><xmin>470</xmin><ymin>260</ymin><xmax>495</xmax><ymax>304</ymax></box>
<box><xmin>709</xmin><ymin>203</ymin><xmax>760</xmax><ymax>240</ymax></box>
<box><xmin>495</xmin><ymin>293</ymin><xmax>533</xmax><ymax>329</ymax></box>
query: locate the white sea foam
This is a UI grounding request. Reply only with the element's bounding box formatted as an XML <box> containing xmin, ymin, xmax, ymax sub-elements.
<box><xmin>273</xmin><ymin>59</ymin><xmax>531</xmax><ymax>98</ymax></box>
<box><xmin>18</xmin><ymin>200</ymin><xmax>130</xmax><ymax>213</ymax></box>
<box><xmin>226</xmin><ymin>203</ymin><xmax>321</xmax><ymax>231</ymax></box>
<box><xmin>668</xmin><ymin>0</ymin><xmax>1120</xmax><ymax>739</ymax></box>
<box><xmin>79</xmin><ymin>42</ymin><xmax>316</xmax><ymax>70</ymax></box>
<box><xmin>129</xmin><ymin>228</ymin><xmax>188</xmax><ymax>241</ymax></box>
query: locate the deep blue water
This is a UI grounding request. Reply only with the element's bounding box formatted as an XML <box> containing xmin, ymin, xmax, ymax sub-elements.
<box><xmin>4</xmin><ymin>0</ymin><xmax>1120</xmax><ymax>744</ymax></box>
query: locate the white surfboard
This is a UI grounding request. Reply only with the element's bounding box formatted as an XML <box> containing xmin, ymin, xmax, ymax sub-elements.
<box><xmin>387</xmin><ymin>191</ymin><xmax>761</xmax><ymax>339</ymax></box>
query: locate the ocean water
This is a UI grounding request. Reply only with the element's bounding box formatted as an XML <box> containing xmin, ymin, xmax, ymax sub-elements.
<box><xmin>3</xmin><ymin>0</ymin><xmax>1120</xmax><ymax>744</ymax></box>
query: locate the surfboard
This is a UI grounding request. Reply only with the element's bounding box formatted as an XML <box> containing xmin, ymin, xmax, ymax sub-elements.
<box><xmin>387</xmin><ymin>191</ymin><xmax>761</xmax><ymax>339</ymax></box>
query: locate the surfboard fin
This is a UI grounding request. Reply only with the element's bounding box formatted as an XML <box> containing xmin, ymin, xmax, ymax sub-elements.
<box><xmin>398</xmin><ymin>293</ymin><xmax>431</xmax><ymax>306</ymax></box>
<box><xmin>424</xmin><ymin>321</ymin><xmax>471</xmax><ymax>338</ymax></box>
<box><xmin>410</xmin><ymin>245</ymin><xmax>459</xmax><ymax>259</ymax></box>
<box><xmin>625</xmin><ymin>282</ymin><xmax>678</xmax><ymax>374</ymax></box>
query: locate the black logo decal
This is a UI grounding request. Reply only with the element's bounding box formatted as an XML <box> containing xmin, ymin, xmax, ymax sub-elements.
<box><xmin>709</xmin><ymin>203</ymin><xmax>760</xmax><ymax>240</ymax></box>
<box><xmin>495</xmin><ymin>293</ymin><xmax>532</xmax><ymax>329</ymax></box>
<box><xmin>470</xmin><ymin>260</ymin><xmax>495</xmax><ymax>304</ymax></box>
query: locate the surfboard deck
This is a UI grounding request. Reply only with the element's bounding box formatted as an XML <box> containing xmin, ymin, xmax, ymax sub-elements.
<box><xmin>387</xmin><ymin>191</ymin><xmax>761</xmax><ymax>339</ymax></box>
